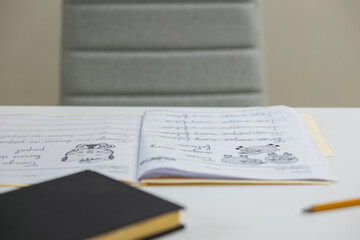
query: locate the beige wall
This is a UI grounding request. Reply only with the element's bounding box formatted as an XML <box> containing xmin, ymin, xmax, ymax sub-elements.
<box><xmin>0</xmin><ymin>0</ymin><xmax>359</xmax><ymax>107</ymax></box>
<box><xmin>262</xmin><ymin>0</ymin><xmax>360</xmax><ymax>107</ymax></box>
<box><xmin>0</xmin><ymin>0</ymin><xmax>61</xmax><ymax>105</ymax></box>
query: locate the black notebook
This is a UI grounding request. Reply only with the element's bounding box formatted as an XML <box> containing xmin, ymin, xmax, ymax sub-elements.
<box><xmin>0</xmin><ymin>171</ymin><xmax>184</xmax><ymax>240</ymax></box>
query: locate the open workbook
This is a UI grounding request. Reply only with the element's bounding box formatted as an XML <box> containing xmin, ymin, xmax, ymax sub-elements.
<box><xmin>0</xmin><ymin>106</ymin><xmax>337</xmax><ymax>186</ymax></box>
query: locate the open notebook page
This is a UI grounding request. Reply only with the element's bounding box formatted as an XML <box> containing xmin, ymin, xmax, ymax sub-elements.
<box><xmin>137</xmin><ymin>106</ymin><xmax>337</xmax><ymax>182</ymax></box>
<box><xmin>0</xmin><ymin>115</ymin><xmax>142</xmax><ymax>186</ymax></box>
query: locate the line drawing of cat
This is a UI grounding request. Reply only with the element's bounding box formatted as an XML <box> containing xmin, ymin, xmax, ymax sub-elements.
<box><xmin>265</xmin><ymin>152</ymin><xmax>298</xmax><ymax>164</ymax></box>
<box><xmin>236</xmin><ymin>144</ymin><xmax>280</xmax><ymax>155</ymax></box>
<box><xmin>61</xmin><ymin>143</ymin><xmax>115</xmax><ymax>164</ymax></box>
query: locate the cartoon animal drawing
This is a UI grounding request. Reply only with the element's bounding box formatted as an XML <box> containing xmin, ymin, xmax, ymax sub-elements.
<box><xmin>265</xmin><ymin>152</ymin><xmax>298</xmax><ymax>164</ymax></box>
<box><xmin>221</xmin><ymin>155</ymin><xmax>265</xmax><ymax>165</ymax></box>
<box><xmin>61</xmin><ymin>143</ymin><xmax>115</xmax><ymax>164</ymax></box>
<box><xmin>235</xmin><ymin>144</ymin><xmax>280</xmax><ymax>155</ymax></box>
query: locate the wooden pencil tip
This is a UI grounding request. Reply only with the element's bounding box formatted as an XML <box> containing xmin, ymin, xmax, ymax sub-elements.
<box><xmin>303</xmin><ymin>207</ymin><xmax>314</xmax><ymax>213</ymax></box>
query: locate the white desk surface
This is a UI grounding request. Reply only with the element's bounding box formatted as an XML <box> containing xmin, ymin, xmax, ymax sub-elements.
<box><xmin>0</xmin><ymin>106</ymin><xmax>359</xmax><ymax>240</ymax></box>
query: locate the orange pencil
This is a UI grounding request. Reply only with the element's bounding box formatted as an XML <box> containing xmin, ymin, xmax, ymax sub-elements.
<box><xmin>304</xmin><ymin>197</ymin><xmax>360</xmax><ymax>212</ymax></box>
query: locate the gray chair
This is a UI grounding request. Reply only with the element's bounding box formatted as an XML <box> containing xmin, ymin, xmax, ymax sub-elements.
<box><xmin>61</xmin><ymin>0</ymin><xmax>267</xmax><ymax>106</ymax></box>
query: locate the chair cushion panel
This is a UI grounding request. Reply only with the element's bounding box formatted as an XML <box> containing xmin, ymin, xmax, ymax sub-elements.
<box><xmin>63</xmin><ymin>1</ymin><xmax>259</xmax><ymax>49</ymax></box>
<box><xmin>62</xmin><ymin>50</ymin><xmax>265</xmax><ymax>94</ymax></box>
<box><xmin>62</xmin><ymin>92</ymin><xmax>266</xmax><ymax>107</ymax></box>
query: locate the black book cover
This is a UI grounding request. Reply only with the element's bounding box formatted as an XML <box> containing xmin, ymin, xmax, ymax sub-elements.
<box><xmin>0</xmin><ymin>171</ymin><xmax>184</xmax><ymax>240</ymax></box>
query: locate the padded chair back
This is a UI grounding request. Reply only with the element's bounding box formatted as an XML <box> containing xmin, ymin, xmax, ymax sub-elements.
<box><xmin>61</xmin><ymin>0</ymin><xmax>267</xmax><ymax>106</ymax></box>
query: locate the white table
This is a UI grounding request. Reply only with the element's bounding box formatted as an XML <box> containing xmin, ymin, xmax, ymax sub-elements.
<box><xmin>1</xmin><ymin>106</ymin><xmax>359</xmax><ymax>240</ymax></box>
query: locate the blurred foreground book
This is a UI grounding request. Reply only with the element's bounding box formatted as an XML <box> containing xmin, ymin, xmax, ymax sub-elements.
<box><xmin>0</xmin><ymin>171</ymin><xmax>184</xmax><ymax>240</ymax></box>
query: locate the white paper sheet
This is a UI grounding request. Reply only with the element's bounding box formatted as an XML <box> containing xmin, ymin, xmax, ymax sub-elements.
<box><xmin>138</xmin><ymin>106</ymin><xmax>337</xmax><ymax>181</ymax></box>
<box><xmin>0</xmin><ymin>115</ymin><xmax>142</xmax><ymax>185</ymax></box>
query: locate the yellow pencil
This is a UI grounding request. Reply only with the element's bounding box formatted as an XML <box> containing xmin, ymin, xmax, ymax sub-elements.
<box><xmin>304</xmin><ymin>197</ymin><xmax>360</xmax><ymax>212</ymax></box>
